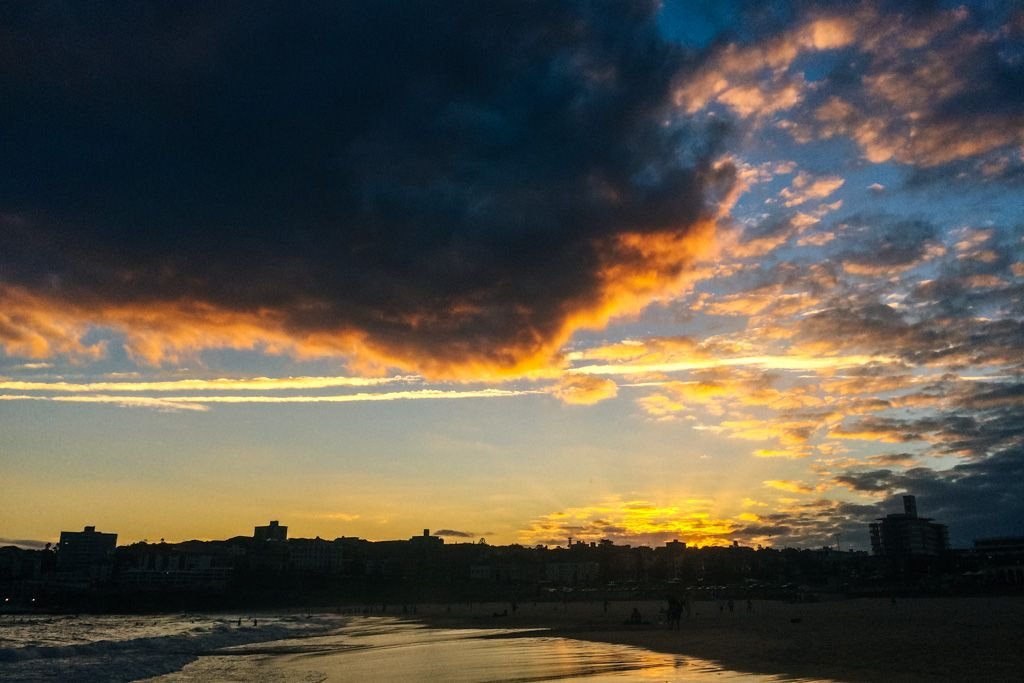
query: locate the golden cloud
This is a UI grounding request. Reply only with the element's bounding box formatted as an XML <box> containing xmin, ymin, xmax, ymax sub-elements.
<box><xmin>762</xmin><ymin>479</ymin><xmax>817</xmax><ymax>494</ymax></box>
<box><xmin>519</xmin><ymin>498</ymin><xmax>742</xmax><ymax>547</ymax></box>
<box><xmin>779</xmin><ymin>172</ymin><xmax>845</xmax><ymax>207</ymax></box>
<box><xmin>673</xmin><ymin>15</ymin><xmax>857</xmax><ymax>116</ymax></box>
<box><xmin>0</xmin><ymin>221</ymin><xmax>720</xmax><ymax>381</ymax></box>
<box><xmin>550</xmin><ymin>374</ymin><xmax>619</xmax><ymax>406</ymax></box>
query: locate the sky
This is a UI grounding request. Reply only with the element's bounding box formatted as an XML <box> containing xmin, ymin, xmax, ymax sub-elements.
<box><xmin>1</xmin><ymin>0</ymin><xmax>1022</xmax><ymax>550</ymax></box>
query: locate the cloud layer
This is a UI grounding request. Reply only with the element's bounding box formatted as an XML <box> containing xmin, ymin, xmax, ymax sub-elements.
<box><xmin>3</xmin><ymin>1</ymin><xmax>1022</xmax><ymax>550</ymax></box>
<box><xmin>0</xmin><ymin>1</ymin><xmax>730</xmax><ymax>377</ymax></box>
<box><xmin>695</xmin><ymin>2</ymin><xmax>1021</xmax><ymax>161</ymax></box>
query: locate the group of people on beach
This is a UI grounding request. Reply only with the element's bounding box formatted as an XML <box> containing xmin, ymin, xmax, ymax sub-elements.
<box><xmin>625</xmin><ymin>598</ymin><xmax>689</xmax><ymax>628</ymax></box>
<box><xmin>626</xmin><ymin>595</ymin><xmax>755</xmax><ymax>629</ymax></box>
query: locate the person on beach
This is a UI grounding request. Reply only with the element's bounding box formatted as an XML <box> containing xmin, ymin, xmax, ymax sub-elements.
<box><xmin>666</xmin><ymin>597</ymin><xmax>683</xmax><ymax>629</ymax></box>
<box><xmin>626</xmin><ymin>607</ymin><xmax>643</xmax><ymax>625</ymax></box>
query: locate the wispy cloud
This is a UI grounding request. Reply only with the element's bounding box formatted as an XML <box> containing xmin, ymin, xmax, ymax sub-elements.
<box><xmin>780</xmin><ymin>172</ymin><xmax>845</xmax><ymax>207</ymax></box>
<box><xmin>573</xmin><ymin>353</ymin><xmax>893</xmax><ymax>376</ymax></box>
<box><xmin>0</xmin><ymin>375</ymin><xmax>417</xmax><ymax>393</ymax></box>
<box><xmin>0</xmin><ymin>388</ymin><xmax>539</xmax><ymax>411</ymax></box>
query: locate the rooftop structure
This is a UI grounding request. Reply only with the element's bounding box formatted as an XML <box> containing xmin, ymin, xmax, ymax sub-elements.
<box><xmin>254</xmin><ymin>520</ymin><xmax>288</xmax><ymax>543</ymax></box>
<box><xmin>869</xmin><ymin>496</ymin><xmax>949</xmax><ymax>558</ymax></box>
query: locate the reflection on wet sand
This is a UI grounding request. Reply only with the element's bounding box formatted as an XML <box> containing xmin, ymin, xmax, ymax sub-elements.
<box><xmin>160</xmin><ymin>617</ymin><xmax>830</xmax><ymax>682</ymax></box>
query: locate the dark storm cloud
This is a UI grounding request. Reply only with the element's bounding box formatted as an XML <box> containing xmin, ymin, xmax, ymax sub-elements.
<box><xmin>0</xmin><ymin>537</ymin><xmax>50</xmax><ymax>550</ymax></box>
<box><xmin>433</xmin><ymin>529</ymin><xmax>474</xmax><ymax>539</ymax></box>
<box><xmin>866</xmin><ymin>453</ymin><xmax>920</xmax><ymax>466</ymax></box>
<box><xmin>832</xmin><ymin>375</ymin><xmax>1024</xmax><ymax>457</ymax></box>
<box><xmin>790</xmin><ymin>255</ymin><xmax>1024</xmax><ymax>460</ymax></box>
<box><xmin>798</xmin><ymin>299</ymin><xmax>1024</xmax><ymax>369</ymax></box>
<box><xmin>0</xmin><ymin>1</ymin><xmax>729</xmax><ymax>373</ymax></box>
<box><xmin>904</xmin><ymin>158</ymin><xmax>1024</xmax><ymax>188</ymax></box>
<box><xmin>744</xmin><ymin>500</ymin><xmax>883</xmax><ymax>549</ymax></box>
<box><xmin>740</xmin><ymin>214</ymin><xmax>796</xmax><ymax>244</ymax></box>
<box><xmin>833</xmin><ymin>447</ymin><xmax>1024</xmax><ymax>544</ymax></box>
<box><xmin>732</xmin><ymin>524</ymin><xmax>792</xmax><ymax>537</ymax></box>
<box><xmin>835</xmin><ymin>469</ymin><xmax>897</xmax><ymax>492</ymax></box>
<box><xmin>907</xmin><ymin>223</ymin><xmax>1024</xmax><ymax>319</ymax></box>
<box><xmin>834</xmin><ymin>215</ymin><xmax>938</xmax><ymax>274</ymax></box>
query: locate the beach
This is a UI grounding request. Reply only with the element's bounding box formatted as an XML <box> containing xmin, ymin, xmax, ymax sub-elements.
<box><xmin>161</xmin><ymin>616</ymin><xmax>830</xmax><ymax>682</ymax></box>
<box><xmin>3</xmin><ymin>597</ymin><xmax>1021</xmax><ymax>681</ymax></box>
<box><xmin>411</xmin><ymin>596</ymin><xmax>1024</xmax><ymax>682</ymax></box>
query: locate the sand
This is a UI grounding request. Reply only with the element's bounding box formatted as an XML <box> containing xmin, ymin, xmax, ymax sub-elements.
<box><xmin>407</xmin><ymin>596</ymin><xmax>1024</xmax><ymax>682</ymax></box>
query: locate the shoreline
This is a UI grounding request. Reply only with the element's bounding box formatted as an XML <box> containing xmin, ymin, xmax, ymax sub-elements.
<box><xmin>7</xmin><ymin>597</ymin><xmax>1022</xmax><ymax>681</ymax></box>
<box><xmin>405</xmin><ymin>596</ymin><xmax>1024</xmax><ymax>682</ymax></box>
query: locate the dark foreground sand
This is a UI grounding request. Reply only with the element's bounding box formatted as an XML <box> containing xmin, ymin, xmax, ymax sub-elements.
<box><xmin>410</xmin><ymin>597</ymin><xmax>1024</xmax><ymax>682</ymax></box>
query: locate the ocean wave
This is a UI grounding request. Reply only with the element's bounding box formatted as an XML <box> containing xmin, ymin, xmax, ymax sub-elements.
<box><xmin>0</xmin><ymin>614</ymin><xmax>343</xmax><ymax>682</ymax></box>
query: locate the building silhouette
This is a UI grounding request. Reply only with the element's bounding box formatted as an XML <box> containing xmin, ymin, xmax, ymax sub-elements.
<box><xmin>13</xmin><ymin>505</ymin><xmax>1024</xmax><ymax>612</ymax></box>
<box><xmin>254</xmin><ymin>520</ymin><xmax>288</xmax><ymax>543</ymax></box>
<box><xmin>252</xmin><ymin>520</ymin><xmax>289</xmax><ymax>572</ymax></box>
<box><xmin>120</xmin><ymin>541</ymin><xmax>234</xmax><ymax>591</ymax></box>
<box><xmin>56</xmin><ymin>525</ymin><xmax>117</xmax><ymax>586</ymax></box>
<box><xmin>972</xmin><ymin>537</ymin><xmax>1024</xmax><ymax>587</ymax></box>
<box><xmin>287</xmin><ymin>537</ymin><xmax>345</xmax><ymax>574</ymax></box>
<box><xmin>869</xmin><ymin>495</ymin><xmax>949</xmax><ymax>558</ymax></box>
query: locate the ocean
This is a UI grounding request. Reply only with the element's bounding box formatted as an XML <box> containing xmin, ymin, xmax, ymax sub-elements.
<box><xmin>0</xmin><ymin>613</ymin><xmax>829</xmax><ymax>682</ymax></box>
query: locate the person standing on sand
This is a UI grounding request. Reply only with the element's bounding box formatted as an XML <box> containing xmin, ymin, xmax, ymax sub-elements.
<box><xmin>666</xmin><ymin>597</ymin><xmax>683</xmax><ymax>629</ymax></box>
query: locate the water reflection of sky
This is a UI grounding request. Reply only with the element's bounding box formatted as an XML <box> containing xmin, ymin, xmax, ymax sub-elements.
<box><xmin>247</xmin><ymin>618</ymin><xmax>833</xmax><ymax>683</ymax></box>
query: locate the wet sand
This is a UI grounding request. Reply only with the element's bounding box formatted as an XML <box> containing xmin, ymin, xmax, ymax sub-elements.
<box><xmin>409</xmin><ymin>596</ymin><xmax>1024</xmax><ymax>682</ymax></box>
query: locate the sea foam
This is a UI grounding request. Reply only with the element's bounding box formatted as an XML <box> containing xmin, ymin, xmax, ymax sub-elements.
<box><xmin>0</xmin><ymin>613</ymin><xmax>342</xmax><ymax>682</ymax></box>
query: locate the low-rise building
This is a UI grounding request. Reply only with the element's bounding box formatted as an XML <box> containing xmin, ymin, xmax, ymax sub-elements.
<box><xmin>973</xmin><ymin>537</ymin><xmax>1024</xmax><ymax>587</ymax></box>
<box><xmin>120</xmin><ymin>545</ymin><xmax>233</xmax><ymax>591</ymax></box>
<box><xmin>288</xmin><ymin>538</ymin><xmax>345</xmax><ymax>573</ymax></box>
